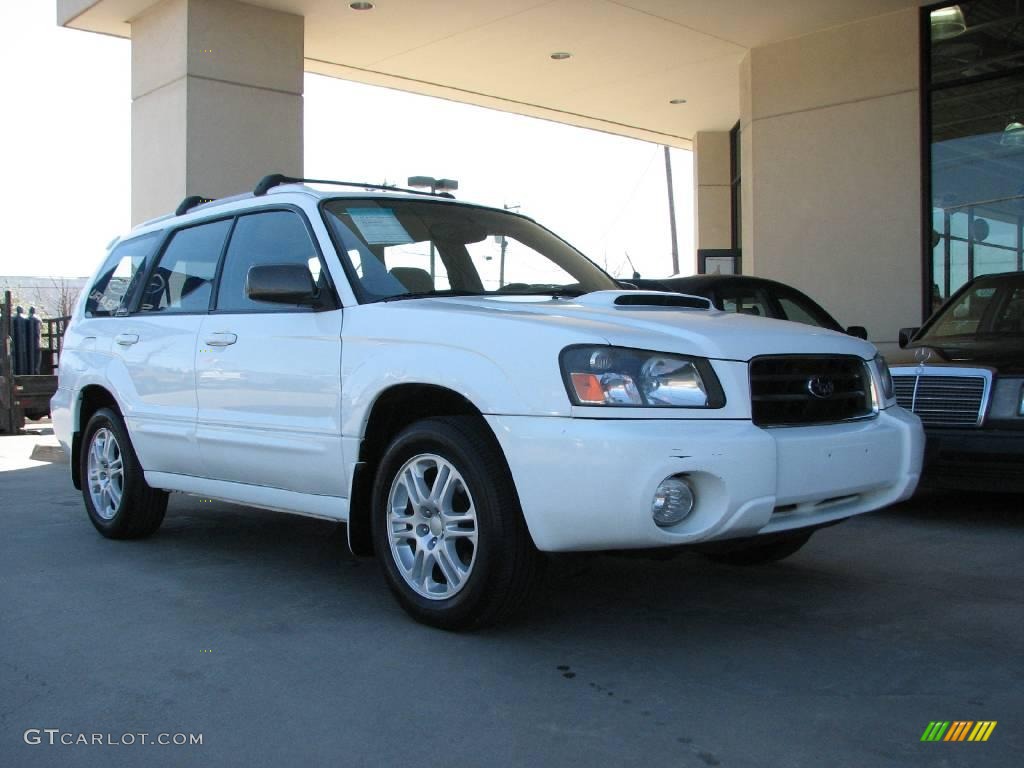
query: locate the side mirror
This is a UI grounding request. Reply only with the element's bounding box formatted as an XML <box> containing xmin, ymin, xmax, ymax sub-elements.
<box><xmin>846</xmin><ymin>325</ymin><xmax>868</xmax><ymax>340</ymax></box>
<box><xmin>246</xmin><ymin>264</ymin><xmax>317</xmax><ymax>305</ymax></box>
<box><xmin>898</xmin><ymin>326</ymin><xmax>920</xmax><ymax>348</ymax></box>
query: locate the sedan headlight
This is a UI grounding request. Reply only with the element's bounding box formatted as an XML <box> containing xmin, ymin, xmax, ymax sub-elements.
<box><xmin>560</xmin><ymin>345</ymin><xmax>725</xmax><ymax>408</ymax></box>
<box><xmin>873</xmin><ymin>353</ymin><xmax>895</xmax><ymax>404</ymax></box>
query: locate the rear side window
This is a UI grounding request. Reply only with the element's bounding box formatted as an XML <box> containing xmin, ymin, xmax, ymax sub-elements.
<box><xmin>139</xmin><ymin>220</ymin><xmax>232</xmax><ymax>314</ymax></box>
<box><xmin>778</xmin><ymin>295</ymin><xmax>824</xmax><ymax>328</ymax></box>
<box><xmin>215</xmin><ymin>211</ymin><xmax>323</xmax><ymax>312</ymax></box>
<box><xmin>718</xmin><ymin>284</ymin><xmax>771</xmax><ymax>318</ymax></box>
<box><xmin>85</xmin><ymin>233</ymin><xmax>160</xmax><ymax>317</ymax></box>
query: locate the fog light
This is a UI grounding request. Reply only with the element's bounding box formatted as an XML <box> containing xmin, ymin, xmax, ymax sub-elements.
<box><xmin>652</xmin><ymin>476</ymin><xmax>695</xmax><ymax>527</ymax></box>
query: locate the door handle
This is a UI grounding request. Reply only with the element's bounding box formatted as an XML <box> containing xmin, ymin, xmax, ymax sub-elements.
<box><xmin>204</xmin><ymin>332</ymin><xmax>237</xmax><ymax>347</ymax></box>
<box><xmin>115</xmin><ymin>333</ymin><xmax>139</xmax><ymax>346</ymax></box>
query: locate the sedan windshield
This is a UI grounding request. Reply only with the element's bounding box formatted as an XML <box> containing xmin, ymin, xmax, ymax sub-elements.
<box><xmin>923</xmin><ymin>273</ymin><xmax>1024</xmax><ymax>341</ymax></box>
<box><xmin>321</xmin><ymin>198</ymin><xmax>619</xmax><ymax>302</ymax></box>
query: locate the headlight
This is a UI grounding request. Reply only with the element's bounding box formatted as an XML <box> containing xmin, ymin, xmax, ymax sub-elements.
<box><xmin>560</xmin><ymin>345</ymin><xmax>725</xmax><ymax>408</ymax></box>
<box><xmin>873</xmin><ymin>353</ymin><xmax>895</xmax><ymax>403</ymax></box>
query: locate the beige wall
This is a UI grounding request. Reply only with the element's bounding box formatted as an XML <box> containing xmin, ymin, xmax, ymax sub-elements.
<box><xmin>693</xmin><ymin>131</ymin><xmax>733</xmax><ymax>256</ymax></box>
<box><xmin>130</xmin><ymin>0</ymin><xmax>303</xmax><ymax>224</ymax></box>
<box><xmin>738</xmin><ymin>8</ymin><xmax>922</xmax><ymax>347</ymax></box>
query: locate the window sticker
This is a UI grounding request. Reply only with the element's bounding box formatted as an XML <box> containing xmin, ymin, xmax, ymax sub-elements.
<box><xmin>347</xmin><ymin>208</ymin><xmax>414</xmax><ymax>245</ymax></box>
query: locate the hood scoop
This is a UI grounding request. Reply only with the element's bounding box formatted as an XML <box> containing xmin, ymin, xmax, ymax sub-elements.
<box><xmin>575</xmin><ymin>290</ymin><xmax>713</xmax><ymax>310</ymax></box>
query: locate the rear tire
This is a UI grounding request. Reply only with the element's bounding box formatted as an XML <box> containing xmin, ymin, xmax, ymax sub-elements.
<box><xmin>371</xmin><ymin>416</ymin><xmax>544</xmax><ymax>630</ymax></box>
<box><xmin>701</xmin><ymin>531</ymin><xmax>812</xmax><ymax>565</ymax></box>
<box><xmin>80</xmin><ymin>408</ymin><xmax>167</xmax><ymax>539</ymax></box>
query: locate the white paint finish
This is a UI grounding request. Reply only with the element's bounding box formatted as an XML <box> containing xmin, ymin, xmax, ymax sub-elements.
<box><xmin>106</xmin><ymin>314</ymin><xmax>204</xmax><ymax>474</ymax></box>
<box><xmin>195</xmin><ymin>309</ymin><xmax>345</xmax><ymax>496</ymax></box>
<box><xmin>145</xmin><ymin>471</ymin><xmax>349</xmax><ymax>520</ymax></box>
<box><xmin>337</xmin><ymin>291</ymin><xmax>877</xmax><ymax>435</ymax></box>
<box><xmin>486</xmin><ymin>406</ymin><xmax>920</xmax><ymax>551</ymax></box>
<box><xmin>53</xmin><ymin>185</ymin><xmax>924</xmax><ymax>555</ymax></box>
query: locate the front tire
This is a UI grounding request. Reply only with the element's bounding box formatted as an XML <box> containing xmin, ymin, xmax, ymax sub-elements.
<box><xmin>80</xmin><ymin>408</ymin><xmax>168</xmax><ymax>539</ymax></box>
<box><xmin>371</xmin><ymin>416</ymin><xmax>544</xmax><ymax>630</ymax></box>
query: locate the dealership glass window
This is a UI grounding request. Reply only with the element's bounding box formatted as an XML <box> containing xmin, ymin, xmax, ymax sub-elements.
<box><xmin>927</xmin><ymin>0</ymin><xmax>1024</xmax><ymax>316</ymax></box>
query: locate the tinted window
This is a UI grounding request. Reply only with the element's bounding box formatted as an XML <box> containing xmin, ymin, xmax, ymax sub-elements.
<box><xmin>322</xmin><ymin>199</ymin><xmax>617</xmax><ymax>302</ymax></box>
<box><xmin>925</xmin><ymin>276</ymin><xmax>1024</xmax><ymax>339</ymax></box>
<box><xmin>216</xmin><ymin>211</ymin><xmax>322</xmax><ymax>312</ymax></box>
<box><xmin>718</xmin><ymin>284</ymin><xmax>771</xmax><ymax>318</ymax></box>
<box><xmin>775</xmin><ymin>290</ymin><xmax>837</xmax><ymax>330</ymax></box>
<box><xmin>85</xmin><ymin>233</ymin><xmax>160</xmax><ymax>317</ymax></box>
<box><xmin>139</xmin><ymin>220</ymin><xmax>232</xmax><ymax>313</ymax></box>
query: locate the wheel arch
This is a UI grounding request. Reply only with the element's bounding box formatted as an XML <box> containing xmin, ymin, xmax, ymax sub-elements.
<box><xmin>347</xmin><ymin>383</ymin><xmax>510</xmax><ymax>557</ymax></box>
<box><xmin>71</xmin><ymin>385</ymin><xmax>122</xmax><ymax>490</ymax></box>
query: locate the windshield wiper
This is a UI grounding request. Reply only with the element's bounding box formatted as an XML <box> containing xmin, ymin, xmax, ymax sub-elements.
<box><xmin>379</xmin><ymin>289</ymin><xmax>485</xmax><ymax>303</ymax></box>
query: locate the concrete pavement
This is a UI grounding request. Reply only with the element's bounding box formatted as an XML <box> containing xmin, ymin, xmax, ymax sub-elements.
<box><xmin>1</xmin><ymin>434</ymin><xmax>1021</xmax><ymax>767</ymax></box>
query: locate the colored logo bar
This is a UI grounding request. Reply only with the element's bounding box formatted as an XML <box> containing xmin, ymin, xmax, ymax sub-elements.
<box><xmin>920</xmin><ymin>721</ymin><xmax>997</xmax><ymax>742</ymax></box>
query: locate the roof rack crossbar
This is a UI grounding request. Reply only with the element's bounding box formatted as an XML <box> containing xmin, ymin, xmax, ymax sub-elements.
<box><xmin>175</xmin><ymin>195</ymin><xmax>215</xmax><ymax>216</ymax></box>
<box><xmin>253</xmin><ymin>173</ymin><xmax>456</xmax><ymax>199</ymax></box>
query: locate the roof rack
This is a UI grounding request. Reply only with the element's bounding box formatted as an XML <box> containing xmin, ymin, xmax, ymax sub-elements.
<box><xmin>175</xmin><ymin>195</ymin><xmax>215</xmax><ymax>216</ymax></box>
<box><xmin>253</xmin><ymin>173</ymin><xmax>456</xmax><ymax>199</ymax></box>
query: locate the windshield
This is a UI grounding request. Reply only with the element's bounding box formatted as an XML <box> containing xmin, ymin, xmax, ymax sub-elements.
<box><xmin>922</xmin><ymin>273</ymin><xmax>1024</xmax><ymax>341</ymax></box>
<box><xmin>321</xmin><ymin>198</ymin><xmax>619</xmax><ymax>302</ymax></box>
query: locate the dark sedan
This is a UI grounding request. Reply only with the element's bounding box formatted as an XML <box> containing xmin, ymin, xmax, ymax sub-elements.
<box><xmin>630</xmin><ymin>275</ymin><xmax>868</xmax><ymax>338</ymax></box>
<box><xmin>890</xmin><ymin>271</ymin><xmax>1024</xmax><ymax>492</ymax></box>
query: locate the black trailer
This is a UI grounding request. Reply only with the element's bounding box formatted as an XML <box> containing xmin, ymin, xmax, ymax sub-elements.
<box><xmin>1</xmin><ymin>290</ymin><xmax>66</xmax><ymax>434</ymax></box>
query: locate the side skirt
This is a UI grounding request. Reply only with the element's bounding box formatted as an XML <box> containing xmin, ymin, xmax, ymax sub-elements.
<box><xmin>145</xmin><ymin>471</ymin><xmax>349</xmax><ymax>522</ymax></box>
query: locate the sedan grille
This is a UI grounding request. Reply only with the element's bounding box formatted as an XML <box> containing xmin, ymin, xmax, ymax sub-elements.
<box><xmin>749</xmin><ymin>355</ymin><xmax>873</xmax><ymax>427</ymax></box>
<box><xmin>891</xmin><ymin>373</ymin><xmax>987</xmax><ymax>427</ymax></box>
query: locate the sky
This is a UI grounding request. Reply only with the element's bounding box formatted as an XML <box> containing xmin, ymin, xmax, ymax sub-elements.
<box><xmin>0</xmin><ymin>2</ymin><xmax>693</xmax><ymax>282</ymax></box>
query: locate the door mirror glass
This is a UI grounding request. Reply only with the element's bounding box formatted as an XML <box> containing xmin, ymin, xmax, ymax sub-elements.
<box><xmin>246</xmin><ymin>264</ymin><xmax>317</xmax><ymax>305</ymax></box>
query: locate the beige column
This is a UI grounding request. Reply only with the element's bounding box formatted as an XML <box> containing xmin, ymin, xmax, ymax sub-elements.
<box><xmin>131</xmin><ymin>0</ymin><xmax>303</xmax><ymax>224</ymax></box>
<box><xmin>693</xmin><ymin>131</ymin><xmax>733</xmax><ymax>254</ymax></box>
<box><xmin>738</xmin><ymin>8</ymin><xmax>921</xmax><ymax>346</ymax></box>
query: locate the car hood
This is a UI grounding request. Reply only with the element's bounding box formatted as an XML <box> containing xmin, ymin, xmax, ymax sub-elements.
<box><xmin>890</xmin><ymin>338</ymin><xmax>1024</xmax><ymax>375</ymax></box>
<box><xmin>383</xmin><ymin>290</ymin><xmax>877</xmax><ymax>361</ymax></box>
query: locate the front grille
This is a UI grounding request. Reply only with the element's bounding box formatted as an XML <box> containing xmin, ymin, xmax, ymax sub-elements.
<box><xmin>891</xmin><ymin>373</ymin><xmax>986</xmax><ymax>427</ymax></box>
<box><xmin>749</xmin><ymin>355</ymin><xmax>873</xmax><ymax>427</ymax></box>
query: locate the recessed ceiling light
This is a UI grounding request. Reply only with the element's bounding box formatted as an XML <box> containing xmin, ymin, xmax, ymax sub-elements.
<box><xmin>350</xmin><ymin>1</ymin><xmax>374</xmax><ymax>10</ymax></box>
<box><xmin>669</xmin><ymin>98</ymin><xmax>687</xmax><ymax>104</ymax></box>
<box><xmin>550</xmin><ymin>52</ymin><xmax>572</xmax><ymax>60</ymax></box>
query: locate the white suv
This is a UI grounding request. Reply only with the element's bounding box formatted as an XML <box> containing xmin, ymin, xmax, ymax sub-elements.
<box><xmin>53</xmin><ymin>175</ymin><xmax>924</xmax><ymax>628</ymax></box>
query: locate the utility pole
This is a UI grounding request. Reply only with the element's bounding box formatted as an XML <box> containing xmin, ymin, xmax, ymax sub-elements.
<box><xmin>664</xmin><ymin>146</ymin><xmax>680</xmax><ymax>276</ymax></box>
<box><xmin>500</xmin><ymin>203</ymin><xmax>520</xmax><ymax>288</ymax></box>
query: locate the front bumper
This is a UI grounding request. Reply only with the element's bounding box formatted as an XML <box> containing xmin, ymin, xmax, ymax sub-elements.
<box><xmin>485</xmin><ymin>408</ymin><xmax>923</xmax><ymax>552</ymax></box>
<box><xmin>921</xmin><ymin>426</ymin><xmax>1024</xmax><ymax>492</ymax></box>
